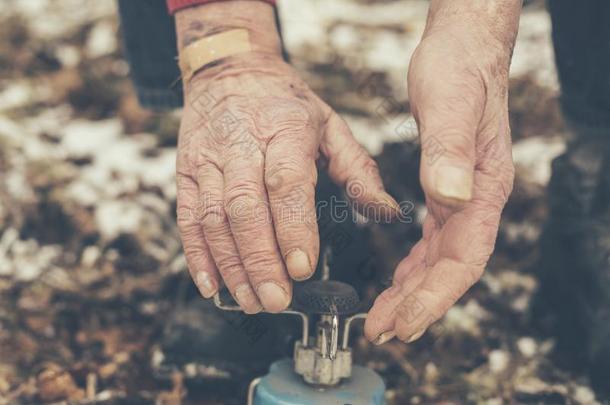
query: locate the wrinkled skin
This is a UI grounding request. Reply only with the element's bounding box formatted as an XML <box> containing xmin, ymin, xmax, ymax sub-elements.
<box><xmin>174</xmin><ymin>0</ymin><xmax>521</xmax><ymax>343</ymax></box>
<box><xmin>365</xmin><ymin>1</ymin><xmax>520</xmax><ymax>344</ymax></box>
<box><xmin>176</xmin><ymin>52</ymin><xmax>399</xmax><ymax>314</ymax></box>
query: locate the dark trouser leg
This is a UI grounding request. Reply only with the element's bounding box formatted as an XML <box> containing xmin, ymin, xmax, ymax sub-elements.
<box><xmin>536</xmin><ymin>1</ymin><xmax>610</xmax><ymax>397</ymax></box>
<box><xmin>548</xmin><ymin>0</ymin><xmax>610</xmax><ymax>133</ymax></box>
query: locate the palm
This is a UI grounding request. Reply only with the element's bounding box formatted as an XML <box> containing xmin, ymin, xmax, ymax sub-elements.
<box><xmin>364</xmin><ymin>29</ymin><xmax>515</xmax><ymax>343</ymax></box>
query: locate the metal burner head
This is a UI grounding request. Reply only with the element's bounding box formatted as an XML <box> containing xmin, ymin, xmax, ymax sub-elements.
<box><xmin>291</xmin><ymin>280</ymin><xmax>364</xmax><ymax>386</ymax></box>
<box><xmin>213</xmin><ymin>279</ymin><xmax>367</xmax><ymax>387</ymax></box>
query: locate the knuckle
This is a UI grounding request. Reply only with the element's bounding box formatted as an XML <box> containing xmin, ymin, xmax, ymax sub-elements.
<box><xmin>428</xmin><ymin>279</ymin><xmax>461</xmax><ymax>309</ymax></box>
<box><xmin>395</xmin><ymin>293</ymin><xmax>433</xmax><ymax>328</ymax></box>
<box><xmin>204</xmin><ymin>222</ymin><xmax>230</xmax><ymax>242</ymax></box>
<box><xmin>277</xmin><ymin>223</ymin><xmax>314</xmax><ymax>248</ymax></box>
<box><xmin>469</xmin><ymin>211</ymin><xmax>501</xmax><ymax>266</ymax></box>
<box><xmin>241</xmin><ymin>250</ymin><xmax>280</xmax><ymax>275</ymax></box>
<box><xmin>435</xmin><ymin>132</ymin><xmax>473</xmax><ymax>162</ymax></box>
<box><xmin>224</xmin><ymin>183</ymin><xmax>266</xmax><ymax>222</ymax></box>
<box><xmin>224</xmin><ymin>179</ymin><xmax>259</xmax><ymax>203</ymax></box>
<box><xmin>345</xmin><ymin>176</ymin><xmax>369</xmax><ymax>201</ymax></box>
<box><xmin>177</xmin><ymin>221</ymin><xmax>200</xmax><ymax>242</ymax></box>
<box><xmin>213</xmin><ymin>251</ymin><xmax>241</xmax><ymax>270</ymax></box>
<box><xmin>477</xmin><ymin>201</ymin><xmax>503</xmax><ymax>230</ymax></box>
<box><xmin>176</xmin><ymin>206</ymin><xmax>195</xmax><ymax>228</ymax></box>
<box><xmin>216</xmin><ymin>259</ymin><xmax>244</xmax><ymax>281</ymax></box>
<box><xmin>272</xmin><ymin>119</ymin><xmax>310</xmax><ymax>138</ymax></box>
<box><xmin>176</xmin><ymin>193</ymin><xmax>198</xmax><ymax>227</ymax></box>
<box><xmin>273</xmin><ymin>195</ymin><xmax>317</xmax><ymax>232</ymax></box>
<box><xmin>348</xmin><ymin>141</ymin><xmax>370</xmax><ymax>164</ymax></box>
<box><xmin>272</xmin><ymin>214</ymin><xmax>298</xmax><ymax>233</ymax></box>
<box><xmin>265</xmin><ymin>163</ymin><xmax>304</xmax><ymax>192</ymax></box>
<box><xmin>361</xmin><ymin>155</ymin><xmax>380</xmax><ymax>174</ymax></box>
<box><xmin>199</xmin><ymin>198</ymin><xmax>226</xmax><ymax>226</ymax></box>
<box><xmin>340</xmin><ymin>147</ymin><xmax>380</xmax><ymax>187</ymax></box>
<box><xmin>420</xmin><ymin>120</ymin><xmax>474</xmax><ymax>153</ymax></box>
<box><xmin>394</xmin><ymin>323</ymin><xmax>413</xmax><ymax>342</ymax></box>
<box><xmin>265</xmin><ymin>102</ymin><xmax>314</xmax><ymax>136</ymax></box>
<box><xmin>351</xmin><ymin>148</ymin><xmax>380</xmax><ymax>179</ymax></box>
<box><xmin>182</xmin><ymin>243</ymin><xmax>208</xmax><ymax>260</ymax></box>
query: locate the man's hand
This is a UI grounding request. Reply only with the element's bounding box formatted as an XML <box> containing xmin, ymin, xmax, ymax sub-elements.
<box><xmin>175</xmin><ymin>1</ymin><xmax>398</xmax><ymax>313</ymax></box>
<box><xmin>365</xmin><ymin>0</ymin><xmax>521</xmax><ymax>344</ymax></box>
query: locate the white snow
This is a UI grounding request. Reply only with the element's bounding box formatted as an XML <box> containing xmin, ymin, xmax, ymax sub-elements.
<box><xmin>95</xmin><ymin>200</ymin><xmax>145</xmax><ymax>240</ymax></box>
<box><xmin>0</xmin><ymin>228</ymin><xmax>62</xmax><ymax>281</ymax></box>
<box><xmin>512</xmin><ymin>136</ymin><xmax>566</xmax><ymax>187</ymax></box>
<box><xmin>511</xmin><ymin>10</ymin><xmax>559</xmax><ymax>90</ymax></box>
<box><xmin>517</xmin><ymin>337</ymin><xmax>538</xmax><ymax>358</ymax></box>
<box><xmin>86</xmin><ymin>20</ymin><xmax>118</xmax><ymax>58</ymax></box>
<box><xmin>489</xmin><ymin>349</ymin><xmax>510</xmax><ymax>374</ymax></box>
<box><xmin>61</xmin><ymin>119</ymin><xmax>123</xmax><ymax>158</ymax></box>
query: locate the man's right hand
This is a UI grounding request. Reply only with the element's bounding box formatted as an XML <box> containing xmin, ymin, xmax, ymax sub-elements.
<box><xmin>365</xmin><ymin>0</ymin><xmax>520</xmax><ymax>345</ymax></box>
<box><xmin>175</xmin><ymin>1</ymin><xmax>399</xmax><ymax>314</ymax></box>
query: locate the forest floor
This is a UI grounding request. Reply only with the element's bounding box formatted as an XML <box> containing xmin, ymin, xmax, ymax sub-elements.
<box><xmin>0</xmin><ymin>0</ymin><xmax>603</xmax><ymax>404</ymax></box>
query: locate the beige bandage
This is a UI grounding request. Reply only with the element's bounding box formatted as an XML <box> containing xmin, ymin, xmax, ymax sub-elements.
<box><xmin>179</xmin><ymin>29</ymin><xmax>252</xmax><ymax>82</ymax></box>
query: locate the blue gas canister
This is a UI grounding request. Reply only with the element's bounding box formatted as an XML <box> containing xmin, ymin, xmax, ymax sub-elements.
<box><xmin>251</xmin><ymin>359</ymin><xmax>386</xmax><ymax>405</ymax></box>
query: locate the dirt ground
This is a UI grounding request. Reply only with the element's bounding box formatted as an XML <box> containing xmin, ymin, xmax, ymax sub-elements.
<box><xmin>0</xmin><ymin>0</ymin><xmax>604</xmax><ymax>404</ymax></box>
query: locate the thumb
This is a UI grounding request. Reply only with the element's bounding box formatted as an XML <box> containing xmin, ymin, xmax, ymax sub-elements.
<box><xmin>409</xmin><ymin>58</ymin><xmax>485</xmax><ymax>205</ymax></box>
<box><xmin>321</xmin><ymin>111</ymin><xmax>400</xmax><ymax>220</ymax></box>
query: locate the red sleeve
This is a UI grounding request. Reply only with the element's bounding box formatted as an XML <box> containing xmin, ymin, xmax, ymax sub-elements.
<box><xmin>167</xmin><ymin>0</ymin><xmax>276</xmax><ymax>15</ymax></box>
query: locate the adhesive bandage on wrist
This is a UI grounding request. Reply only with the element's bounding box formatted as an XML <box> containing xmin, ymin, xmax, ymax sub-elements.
<box><xmin>178</xmin><ymin>29</ymin><xmax>252</xmax><ymax>82</ymax></box>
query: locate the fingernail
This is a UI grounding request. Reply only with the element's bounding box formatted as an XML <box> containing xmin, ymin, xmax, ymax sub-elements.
<box><xmin>377</xmin><ymin>192</ymin><xmax>401</xmax><ymax>222</ymax></box>
<box><xmin>435</xmin><ymin>166</ymin><xmax>473</xmax><ymax>202</ymax></box>
<box><xmin>406</xmin><ymin>328</ymin><xmax>426</xmax><ymax>343</ymax></box>
<box><xmin>235</xmin><ymin>284</ymin><xmax>263</xmax><ymax>314</ymax></box>
<box><xmin>257</xmin><ymin>281</ymin><xmax>290</xmax><ymax>313</ymax></box>
<box><xmin>195</xmin><ymin>272</ymin><xmax>217</xmax><ymax>298</ymax></box>
<box><xmin>379</xmin><ymin>192</ymin><xmax>400</xmax><ymax>211</ymax></box>
<box><xmin>373</xmin><ymin>331</ymin><xmax>396</xmax><ymax>345</ymax></box>
<box><xmin>286</xmin><ymin>249</ymin><xmax>313</xmax><ymax>281</ymax></box>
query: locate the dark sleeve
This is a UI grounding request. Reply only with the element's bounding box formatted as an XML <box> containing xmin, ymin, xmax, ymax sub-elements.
<box><xmin>117</xmin><ymin>0</ymin><xmax>184</xmax><ymax>110</ymax></box>
<box><xmin>117</xmin><ymin>0</ymin><xmax>288</xmax><ymax>110</ymax></box>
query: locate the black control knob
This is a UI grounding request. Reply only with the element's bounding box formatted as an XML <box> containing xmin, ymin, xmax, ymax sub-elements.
<box><xmin>293</xmin><ymin>280</ymin><xmax>360</xmax><ymax>315</ymax></box>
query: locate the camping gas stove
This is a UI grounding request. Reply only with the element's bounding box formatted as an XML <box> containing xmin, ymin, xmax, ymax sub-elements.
<box><xmin>213</xmin><ymin>277</ymin><xmax>386</xmax><ymax>405</ymax></box>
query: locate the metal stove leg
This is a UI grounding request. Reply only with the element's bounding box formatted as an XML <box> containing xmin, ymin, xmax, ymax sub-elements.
<box><xmin>247</xmin><ymin>377</ymin><xmax>262</xmax><ymax>405</ymax></box>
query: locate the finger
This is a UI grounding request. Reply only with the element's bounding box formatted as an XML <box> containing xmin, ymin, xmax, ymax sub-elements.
<box><xmin>265</xmin><ymin>136</ymin><xmax>319</xmax><ymax>281</ymax></box>
<box><xmin>364</xmin><ymin>240</ymin><xmax>428</xmax><ymax>343</ymax></box>
<box><xmin>321</xmin><ymin>111</ymin><xmax>400</xmax><ymax>221</ymax></box>
<box><xmin>392</xmin><ymin>258</ymin><xmax>478</xmax><ymax>343</ymax></box>
<box><xmin>176</xmin><ymin>172</ymin><xmax>220</xmax><ymax>298</ymax></box>
<box><xmin>223</xmin><ymin>153</ymin><xmax>291</xmax><ymax>313</ymax></box>
<box><xmin>409</xmin><ymin>57</ymin><xmax>485</xmax><ymax>206</ymax></box>
<box><xmin>391</xmin><ymin>238</ymin><xmax>429</xmax><ymax>286</ymax></box>
<box><xmin>196</xmin><ymin>164</ymin><xmax>262</xmax><ymax>314</ymax></box>
<box><xmin>364</xmin><ymin>216</ymin><xmax>437</xmax><ymax>342</ymax></box>
<box><xmin>378</xmin><ymin>199</ymin><xmax>502</xmax><ymax>343</ymax></box>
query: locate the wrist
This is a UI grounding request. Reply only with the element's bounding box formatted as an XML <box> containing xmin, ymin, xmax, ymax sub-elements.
<box><xmin>425</xmin><ymin>0</ymin><xmax>522</xmax><ymax>57</ymax></box>
<box><xmin>185</xmin><ymin>51</ymin><xmax>286</xmax><ymax>95</ymax></box>
<box><xmin>175</xmin><ymin>0</ymin><xmax>281</xmax><ymax>56</ymax></box>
